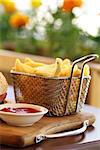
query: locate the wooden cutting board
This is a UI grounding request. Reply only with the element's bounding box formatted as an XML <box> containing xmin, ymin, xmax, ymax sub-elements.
<box><xmin>0</xmin><ymin>112</ymin><xmax>95</xmax><ymax>148</ymax></box>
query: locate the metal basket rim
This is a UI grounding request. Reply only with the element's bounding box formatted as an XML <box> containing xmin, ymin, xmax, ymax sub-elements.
<box><xmin>10</xmin><ymin>70</ymin><xmax>91</xmax><ymax>80</ymax></box>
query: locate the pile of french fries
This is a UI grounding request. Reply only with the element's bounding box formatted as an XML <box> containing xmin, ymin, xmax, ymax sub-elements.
<box><xmin>12</xmin><ymin>58</ymin><xmax>90</xmax><ymax>77</ymax></box>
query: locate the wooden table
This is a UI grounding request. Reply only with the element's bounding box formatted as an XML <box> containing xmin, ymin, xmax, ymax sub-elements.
<box><xmin>0</xmin><ymin>86</ymin><xmax>100</xmax><ymax>150</ymax></box>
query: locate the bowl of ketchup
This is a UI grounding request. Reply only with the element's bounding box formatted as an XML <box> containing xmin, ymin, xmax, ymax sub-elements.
<box><xmin>0</xmin><ymin>103</ymin><xmax>48</xmax><ymax>126</ymax></box>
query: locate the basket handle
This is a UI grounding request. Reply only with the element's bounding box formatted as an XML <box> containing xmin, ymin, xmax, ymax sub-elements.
<box><xmin>65</xmin><ymin>54</ymin><xmax>99</xmax><ymax>115</ymax></box>
<box><xmin>70</xmin><ymin>54</ymin><xmax>99</xmax><ymax>80</ymax></box>
<box><xmin>35</xmin><ymin>120</ymin><xmax>89</xmax><ymax>143</ymax></box>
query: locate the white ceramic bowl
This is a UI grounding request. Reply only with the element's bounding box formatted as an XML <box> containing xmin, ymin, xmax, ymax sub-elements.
<box><xmin>0</xmin><ymin>103</ymin><xmax>48</xmax><ymax>126</ymax></box>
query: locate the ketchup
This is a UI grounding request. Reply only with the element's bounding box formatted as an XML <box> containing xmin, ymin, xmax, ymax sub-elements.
<box><xmin>0</xmin><ymin>107</ymin><xmax>41</xmax><ymax>114</ymax></box>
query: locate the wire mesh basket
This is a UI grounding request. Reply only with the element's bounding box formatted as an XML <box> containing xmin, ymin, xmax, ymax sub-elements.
<box><xmin>11</xmin><ymin>54</ymin><xmax>98</xmax><ymax>116</ymax></box>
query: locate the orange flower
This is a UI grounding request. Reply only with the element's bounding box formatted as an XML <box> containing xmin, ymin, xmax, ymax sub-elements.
<box><xmin>61</xmin><ymin>0</ymin><xmax>83</xmax><ymax>12</ymax></box>
<box><xmin>10</xmin><ymin>13</ymin><xmax>29</xmax><ymax>28</ymax></box>
<box><xmin>74</xmin><ymin>0</ymin><xmax>83</xmax><ymax>7</ymax></box>
<box><xmin>2</xmin><ymin>0</ymin><xmax>16</xmax><ymax>13</ymax></box>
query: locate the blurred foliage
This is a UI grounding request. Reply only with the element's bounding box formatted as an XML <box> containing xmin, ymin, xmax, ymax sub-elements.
<box><xmin>0</xmin><ymin>1</ymin><xmax>100</xmax><ymax>60</ymax></box>
<box><xmin>44</xmin><ymin>10</ymin><xmax>100</xmax><ymax>60</ymax></box>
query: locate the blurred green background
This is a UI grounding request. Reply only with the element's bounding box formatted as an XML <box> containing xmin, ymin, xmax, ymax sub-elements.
<box><xmin>0</xmin><ymin>0</ymin><xmax>100</xmax><ymax>60</ymax></box>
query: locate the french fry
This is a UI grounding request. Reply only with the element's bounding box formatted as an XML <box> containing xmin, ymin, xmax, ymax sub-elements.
<box><xmin>14</xmin><ymin>59</ymin><xmax>35</xmax><ymax>74</ymax></box>
<box><xmin>12</xmin><ymin>58</ymin><xmax>90</xmax><ymax>77</ymax></box>
<box><xmin>83</xmin><ymin>64</ymin><xmax>90</xmax><ymax>76</ymax></box>
<box><xmin>59</xmin><ymin>64</ymin><xmax>71</xmax><ymax>77</ymax></box>
<box><xmin>54</xmin><ymin>58</ymin><xmax>62</xmax><ymax>77</ymax></box>
<box><xmin>62</xmin><ymin>58</ymin><xmax>70</xmax><ymax>66</ymax></box>
<box><xmin>60</xmin><ymin>64</ymin><xmax>81</xmax><ymax>77</ymax></box>
<box><xmin>59</xmin><ymin>58</ymin><xmax>71</xmax><ymax>77</ymax></box>
<box><xmin>33</xmin><ymin>65</ymin><xmax>54</xmax><ymax>77</ymax></box>
<box><xmin>73</xmin><ymin>68</ymin><xmax>81</xmax><ymax>77</ymax></box>
<box><xmin>73</xmin><ymin>65</ymin><xmax>79</xmax><ymax>77</ymax></box>
<box><xmin>24</xmin><ymin>57</ymin><xmax>44</xmax><ymax>67</ymax></box>
<box><xmin>56</xmin><ymin>58</ymin><xmax>63</xmax><ymax>65</ymax></box>
<box><xmin>73</xmin><ymin>64</ymin><xmax>90</xmax><ymax>77</ymax></box>
<box><xmin>33</xmin><ymin>58</ymin><xmax>62</xmax><ymax>77</ymax></box>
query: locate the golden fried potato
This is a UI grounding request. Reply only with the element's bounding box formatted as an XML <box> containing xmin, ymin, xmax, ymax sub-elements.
<box><xmin>73</xmin><ymin>68</ymin><xmax>81</xmax><ymax>77</ymax></box>
<box><xmin>60</xmin><ymin>64</ymin><xmax>82</xmax><ymax>77</ymax></box>
<box><xmin>73</xmin><ymin>65</ymin><xmax>79</xmax><ymax>77</ymax></box>
<box><xmin>14</xmin><ymin>59</ymin><xmax>35</xmax><ymax>74</ymax></box>
<box><xmin>73</xmin><ymin>64</ymin><xmax>90</xmax><ymax>77</ymax></box>
<box><xmin>59</xmin><ymin>64</ymin><xmax>72</xmax><ymax>77</ymax></box>
<box><xmin>59</xmin><ymin>58</ymin><xmax>71</xmax><ymax>77</ymax></box>
<box><xmin>83</xmin><ymin>64</ymin><xmax>90</xmax><ymax>76</ymax></box>
<box><xmin>62</xmin><ymin>58</ymin><xmax>70</xmax><ymax>66</ymax></box>
<box><xmin>54</xmin><ymin>58</ymin><xmax>62</xmax><ymax>77</ymax></box>
<box><xmin>24</xmin><ymin>57</ymin><xmax>45</xmax><ymax>67</ymax></box>
<box><xmin>12</xmin><ymin>58</ymin><xmax>90</xmax><ymax>77</ymax></box>
<box><xmin>33</xmin><ymin>58</ymin><xmax>62</xmax><ymax>77</ymax></box>
<box><xmin>56</xmin><ymin>58</ymin><xmax>63</xmax><ymax>65</ymax></box>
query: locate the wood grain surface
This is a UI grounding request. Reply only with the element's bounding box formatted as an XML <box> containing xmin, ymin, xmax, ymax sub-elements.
<box><xmin>0</xmin><ymin>112</ymin><xmax>95</xmax><ymax>148</ymax></box>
